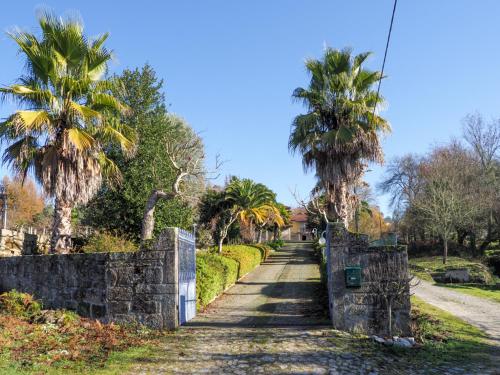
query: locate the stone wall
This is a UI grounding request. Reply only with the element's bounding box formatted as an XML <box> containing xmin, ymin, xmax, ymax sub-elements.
<box><xmin>326</xmin><ymin>223</ymin><xmax>411</xmax><ymax>336</ymax></box>
<box><xmin>0</xmin><ymin>228</ymin><xmax>50</xmax><ymax>257</ymax></box>
<box><xmin>0</xmin><ymin>228</ymin><xmax>180</xmax><ymax>329</ymax></box>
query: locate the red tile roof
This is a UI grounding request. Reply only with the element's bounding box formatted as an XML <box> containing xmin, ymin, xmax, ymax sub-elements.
<box><xmin>291</xmin><ymin>208</ymin><xmax>308</xmax><ymax>222</ymax></box>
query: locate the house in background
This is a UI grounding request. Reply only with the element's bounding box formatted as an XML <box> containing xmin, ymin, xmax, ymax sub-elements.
<box><xmin>281</xmin><ymin>208</ymin><xmax>313</xmax><ymax>241</ymax></box>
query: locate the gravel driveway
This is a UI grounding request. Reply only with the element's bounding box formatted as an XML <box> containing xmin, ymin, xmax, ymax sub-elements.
<box><xmin>412</xmin><ymin>279</ymin><xmax>500</xmax><ymax>343</ymax></box>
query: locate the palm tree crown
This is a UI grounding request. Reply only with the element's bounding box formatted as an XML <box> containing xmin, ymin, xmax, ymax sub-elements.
<box><xmin>289</xmin><ymin>47</ymin><xmax>390</xmax><ymax>225</ymax></box>
<box><xmin>0</xmin><ymin>12</ymin><xmax>136</xmax><ymax>252</ymax></box>
<box><xmin>225</xmin><ymin>177</ymin><xmax>281</xmax><ymax>226</ymax></box>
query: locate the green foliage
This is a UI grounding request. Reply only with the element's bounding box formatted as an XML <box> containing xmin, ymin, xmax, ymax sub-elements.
<box><xmin>0</xmin><ymin>290</ymin><xmax>42</xmax><ymax>321</ymax></box>
<box><xmin>196</xmin><ymin>245</ymin><xmax>265</xmax><ymax>308</ymax></box>
<box><xmin>409</xmin><ymin>296</ymin><xmax>494</xmax><ymax>365</ymax></box>
<box><xmin>267</xmin><ymin>239</ymin><xmax>284</xmax><ymax>250</ymax></box>
<box><xmin>83</xmin><ymin>65</ymin><xmax>198</xmax><ymax>239</ymax></box>
<box><xmin>195</xmin><ymin>226</ymin><xmax>214</xmax><ymax>249</ymax></box>
<box><xmin>485</xmin><ymin>248</ymin><xmax>500</xmax><ymax>276</ymax></box>
<box><xmin>196</xmin><ymin>253</ymin><xmax>239</xmax><ymax>309</ymax></box>
<box><xmin>81</xmin><ymin>232</ymin><xmax>138</xmax><ymax>253</ymax></box>
<box><xmin>409</xmin><ymin>256</ymin><xmax>494</xmax><ymax>284</ymax></box>
<box><xmin>251</xmin><ymin>244</ymin><xmax>272</xmax><ymax>261</ymax></box>
<box><xmin>222</xmin><ymin>245</ymin><xmax>263</xmax><ymax>278</ymax></box>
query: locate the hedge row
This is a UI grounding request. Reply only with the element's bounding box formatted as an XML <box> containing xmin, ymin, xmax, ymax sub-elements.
<box><xmin>196</xmin><ymin>244</ymin><xmax>272</xmax><ymax>309</ymax></box>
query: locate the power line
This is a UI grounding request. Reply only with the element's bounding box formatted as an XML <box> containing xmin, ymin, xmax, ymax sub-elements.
<box><xmin>373</xmin><ymin>0</ymin><xmax>398</xmax><ymax>122</ymax></box>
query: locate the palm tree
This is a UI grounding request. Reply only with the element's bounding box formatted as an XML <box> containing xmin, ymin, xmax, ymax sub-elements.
<box><xmin>213</xmin><ymin>178</ymin><xmax>282</xmax><ymax>252</ymax></box>
<box><xmin>0</xmin><ymin>13</ymin><xmax>135</xmax><ymax>253</ymax></box>
<box><xmin>289</xmin><ymin>47</ymin><xmax>390</xmax><ymax>226</ymax></box>
<box><xmin>225</xmin><ymin>177</ymin><xmax>279</xmax><ymax>231</ymax></box>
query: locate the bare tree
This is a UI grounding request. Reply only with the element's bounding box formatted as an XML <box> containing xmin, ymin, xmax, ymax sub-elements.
<box><xmin>378</xmin><ymin>154</ymin><xmax>424</xmax><ymax>210</ymax></box>
<box><xmin>414</xmin><ymin>144</ymin><xmax>480</xmax><ymax>263</ymax></box>
<box><xmin>291</xmin><ymin>184</ymin><xmax>329</xmax><ymax>224</ymax></box>
<box><xmin>140</xmin><ymin>115</ymin><xmax>222</xmax><ymax>243</ymax></box>
<box><xmin>369</xmin><ymin>254</ymin><xmax>416</xmax><ymax>337</ymax></box>
<box><xmin>463</xmin><ymin>113</ymin><xmax>500</xmax><ymax>252</ymax></box>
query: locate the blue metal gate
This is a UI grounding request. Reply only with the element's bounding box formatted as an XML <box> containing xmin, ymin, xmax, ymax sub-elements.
<box><xmin>178</xmin><ymin>229</ymin><xmax>196</xmax><ymax>325</ymax></box>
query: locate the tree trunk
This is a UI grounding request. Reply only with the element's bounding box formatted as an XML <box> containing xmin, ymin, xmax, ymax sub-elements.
<box><xmin>218</xmin><ymin>238</ymin><xmax>224</xmax><ymax>254</ymax></box>
<box><xmin>388</xmin><ymin>299</ymin><xmax>393</xmax><ymax>338</ymax></box>
<box><xmin>457</xmin><ymin>229</ymin><xmax>467</xmax><ymax>247</ymax></box>
<box><xmin>257</xmin><ymin>228</ymin><xmax>262</xmax><ymax>243</ymax></box>
<box><xmin>469</xmin><ymin>232</ymin><xmax>477</xmax><ymax>257</ymax></box>
<box><xmin>443</xmin><ymin>237</ymin><xmax>448</xmax><ymax>264</ymax></box>
<box><xmin>50</xmin><ymin>198</ymin><xmax>73</xmax><ymax>254</ymax></box>
<box><xmin>141</xmin><ymin>190</ymin><xmax>172</xmax><ymax>243</ymax></box>
<box><xmin>327</xmin><ymin>181</ymin><xmax>349</xmax><ymax>227</ymax></box>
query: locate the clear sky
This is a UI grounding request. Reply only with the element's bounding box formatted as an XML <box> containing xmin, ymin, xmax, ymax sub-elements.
<box><xmin>1</xmin><ymin>1</ymin><xmax>500</xmax><ymax>216</ymax></box>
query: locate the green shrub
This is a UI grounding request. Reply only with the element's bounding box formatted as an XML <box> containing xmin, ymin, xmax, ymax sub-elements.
<box><xmin>267</xmin><ymin>239</ymin><xmax>284</xmax><ymax>250</ymax></box>
<box><xmin>196</xmin><ymin>245</ymin><xmax>265</xmax><ymax>309</ymax></box>
<box><xmin>196</xmin><ymin>226</ymin><xmax>214</xmax><ymax>249</ymax></box>
<box><xmin>82</xmin><ymin>232</ymin><xmax>138</xmax><ymax>253</ymax></box>
<box><xmin>0</xmin><ymin>290</ymin><xmax>42</xmax><ymax>321</ymax></box>
<box><xmin>196</xmin><ymin>253</ymin><xmax>238</xmax><ymax>309</ymax></box>
<box><xmin>222</xmin><ymin>245</ymin><xmax>263</xmax><ymax>278</ymax></box>
<box><xmin>252</xmin><ymin>244</ymin><xmax>273</xmax><ymax>261</ymax></box>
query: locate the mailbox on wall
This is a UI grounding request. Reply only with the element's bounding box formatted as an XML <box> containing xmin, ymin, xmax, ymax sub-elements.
<box><xmin>345</xmin><ymin>266</ymin><xmax>362</xmax><ymax>287</ymax></box>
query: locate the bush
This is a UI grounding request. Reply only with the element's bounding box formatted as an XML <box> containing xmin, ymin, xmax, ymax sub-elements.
<box><xmin>0</xmin><ymin>290</ymin><xmax>42</xmax><ymax>321</ymax></box>
<box><xmin>252</xmin><ymin>244</ymin><xmax>273</xmax><ymax>261</ymax></box>
<box><xmin>222</xmin><ymin>245</ymin><xmax>263</xmax><ymax>278</ymax></box>
<box><xmin>196</xmin><ymin>245</ymin><xmax>265</xmax><ymax>309</ymax></box>
<box><xmin>267</xmin><ymin>239</ymin><xmax>285</xmax><ymax>250</ymax></box>
<box><xmin>485</xmin><ymin>249</ymin><xmax>500</xmax><ymax>277</ymax></box>
<box><xmin>196</xmin><ymin>226</ymin><xmax>214</xmax><ymax>250</ymax></box>
<box><xmin>82</xmin><ymin>232</ymin><xmax>138</xmax><ymax>253</ymax></box>
<box><xmin>196</xmin><ymin>253</ymin><xmax>238</xmax><ymax>308</ymax></box>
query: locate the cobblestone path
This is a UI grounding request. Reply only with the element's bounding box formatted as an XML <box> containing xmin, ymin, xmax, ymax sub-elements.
<box><xmin>131</xmin><ymin>243</ymin><xmax>499</xmax><ymax>375</ymax></box>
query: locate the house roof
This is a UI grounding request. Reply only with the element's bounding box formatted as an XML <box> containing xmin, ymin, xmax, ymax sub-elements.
<box><xmin>291</xmin><ymin>208</ymin><xmax>308</xmax><ymax>222</ymax></box>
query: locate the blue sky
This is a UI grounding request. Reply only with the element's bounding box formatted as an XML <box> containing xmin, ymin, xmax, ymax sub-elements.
<box><xmin>1</xmin><ymin>1</ymin><xmax>500</xmax><ymax>216</ymax></box>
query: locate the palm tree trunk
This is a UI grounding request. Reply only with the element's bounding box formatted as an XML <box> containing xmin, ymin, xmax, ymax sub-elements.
<box><xmin>257</xmin><ymin>228</ymin><xmax>262</xmax><ymax>243</ymax></box>
<box><xmin>330</xmin><ymin>181</ymin><xmax>349</xmax><ymax>227</ymax></box>
<box><xmin>50</xmin><ymin>198</ymin><xmax>73</xmax><ymax>254</ymax></box>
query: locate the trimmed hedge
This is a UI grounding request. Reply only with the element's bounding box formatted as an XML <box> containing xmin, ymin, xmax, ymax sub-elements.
<box><xmin>222</xmin><ymin>245</ymin><xmax>263</xmax><ymax>278</ymax></box>
<box><xmin>196</xmin><ymin>244</ymin><xmax>268</xmax><ymax>309</ymax></box>
<box><xmin>251</xmin><ymin>244</ymin><xmax>273</xmax><ymax>261</ymax></box>
<box><xmin>196</xmin><ymin>253</ymin><xmax>239</xmax><ymax>309</ymax></box>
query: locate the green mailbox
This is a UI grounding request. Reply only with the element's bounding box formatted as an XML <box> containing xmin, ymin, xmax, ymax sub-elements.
<box><xmin>345</xmin><ymin>266</ymin><xmax>362</xmax><ymax>287</ymax></box>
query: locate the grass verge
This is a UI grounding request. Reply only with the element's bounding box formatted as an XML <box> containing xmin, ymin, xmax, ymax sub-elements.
<box><xmin>327</xmin><ymin>296</ymin><xmax>497</xmax><ymax>372</ymax></box>
<box><xmin>436</xmin><ymin>283</ymin><xmax>500</xmax><ymax>304</ymax></box>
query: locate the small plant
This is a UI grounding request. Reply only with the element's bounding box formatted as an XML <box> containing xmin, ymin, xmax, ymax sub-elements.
<box><xmin>82</xmin><ymin>231</ymin><xmax>138</xmax><ymax>253</ymax></box>
<box><xmin>267</xmin><ymin>239</ymin><xmax>284</xmax><ymax>250</ymax></box>
<box><xmin>0</xmin><ymin>290</ymin><xmax>42</xmax><ymax>321</ymax></box>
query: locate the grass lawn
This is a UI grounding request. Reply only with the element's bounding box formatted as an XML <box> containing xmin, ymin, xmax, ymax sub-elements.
<box><xmin>437</xmin><ymin>283</ymin><xmax>500</xmax><ymax>304</ymax></box>
<box><xmin>409</xmin><ymin>256</ymin><xmax>494</xmax><ymax>284</ymax></box>
<box><xmin>328</xmin><ymin>296</ymin><xmax>497</xmax><ymax>370</ymax></box>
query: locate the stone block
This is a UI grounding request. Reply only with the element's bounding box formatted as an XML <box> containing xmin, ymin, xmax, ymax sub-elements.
<box><xmin>145</xmin><ymin>267</ymin><xmax>163</xmax><ymax>284</ymax></box>
<box><xmin>108</xmin><ymin>286</ymin><xmax>133</xmax><ymax>301</ymax></box>
<box><xmin>91</xmin><ymin>304</ymin><xmax>107</xmax><ymax>318</ymax></box>
<box><xmin>131</xmin><ymin>298</ymin><xmax>159</xmax><ymax>314</ymax></box>
<box><xmin>77</xmin><ymin>301</ymin><xmax>91</xmax><ymax>317</ymax></box>
<box><xmin>108</xmin><ymin>301</ymin><xmax>131</xmax><ymax>315</ymax></box>
<box><xmin>135</xmin><ymin>283</ymin><xmax>175</xmax><ymax>295</ymax></box>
